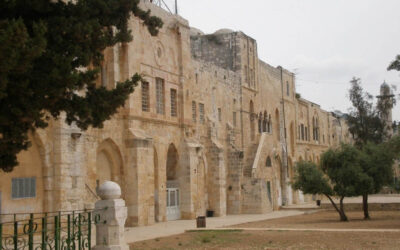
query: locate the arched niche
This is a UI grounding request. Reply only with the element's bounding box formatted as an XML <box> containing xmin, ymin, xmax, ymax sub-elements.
<box><xmin>96</xmin><ymin>139</ymin><xmax>124</xmax><ymax>189</ymax></box>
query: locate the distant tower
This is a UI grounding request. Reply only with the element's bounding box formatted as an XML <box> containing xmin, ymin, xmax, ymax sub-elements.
<box><xmin>378</xmin><ymin>81</ymin><xmax>394</xmax><ymax>139</ymax></box>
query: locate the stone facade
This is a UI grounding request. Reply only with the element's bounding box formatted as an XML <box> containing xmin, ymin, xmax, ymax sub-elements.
<box><xmin>0</xmin><ymin>0</ymin><xmax>354</xmax><ymax>226</ymax></box>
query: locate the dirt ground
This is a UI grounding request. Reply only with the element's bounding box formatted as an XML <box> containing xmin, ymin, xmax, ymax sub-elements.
<box><xmin>130</xmin><ymin>210</ymin><xmax>400</xmax><ymax>250</ymax></box>
<box><xmin>232</xmin><ymin>210</ymin><xmax>400</xmax><ymax>229</ymax></box>
<box><xmin>130</xmin><ymin>230</ymin><xmax>400</xmax><ymax>250</ymax></box>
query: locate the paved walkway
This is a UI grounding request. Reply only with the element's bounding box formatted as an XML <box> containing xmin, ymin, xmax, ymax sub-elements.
<box><xmin>124</xmin><ymin>210</ymin><xmax>305</xmax><ymax>243</ymax></box>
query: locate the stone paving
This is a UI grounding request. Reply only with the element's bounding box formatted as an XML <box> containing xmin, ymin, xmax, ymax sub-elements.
<box><xmin>124</xmin><ymin>210</ymin><xmax>305</xmax><ymax>244</ymax></box>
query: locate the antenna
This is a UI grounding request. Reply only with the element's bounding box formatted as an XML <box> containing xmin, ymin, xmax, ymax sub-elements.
<box><xmin>150</xmin><ymin>0</ymin><xmax>178</xmax><ymax>15</ymax></box>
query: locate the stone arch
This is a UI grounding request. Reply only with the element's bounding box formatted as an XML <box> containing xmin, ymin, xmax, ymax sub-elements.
<box><xmin>166</xmin><ymin>143</ymin><xmax>179</xmax><ymax>182</ymax></box>
<box><xmin>275</xmin><ymin>109</ymin><xmax>280</xmax><ymax>141</ymax></box>
<box><xmin>166</xmin><ymin>143</ymin><xmax>180</xmax><ymax>221</ymax></box>
<box><xmin>250</xmin><ymin>100</ymin><xmax>255</xmax><ymax>141</ymax></box>
<box><xmin>96</xmin><ymin>139</ymin><xmax>124</xmax><ymax>189</ymax></box>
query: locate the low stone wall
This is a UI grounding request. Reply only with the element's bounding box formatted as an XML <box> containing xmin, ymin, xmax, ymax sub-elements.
<box><xmin>320</xmin><ymin>203</ymin><xmax>400</xmax><ymax>211</ymax></box>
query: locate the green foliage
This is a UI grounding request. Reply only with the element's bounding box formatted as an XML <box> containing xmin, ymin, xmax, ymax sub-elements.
<box><xmin>0</xmin><ymin>0</ymin><xmax>163</xmax><ymax>172</ymax></box>
<box><xmin>321</xmin><ymin>144</ymin><xmax>373</xmax><ymax>197</ymax></box>
<box><xmin>347</xmin><ymin>78</ymin><xmax>387</xmax><ymax>147</ymax></box>
<box><xmin>388</xmin><ymin>55</ymin><xmax>400</xmax><ymax>71</ymax></box>
<box><xmin>292</xmin><ymin>161</ymin><xmax>332</xmax><ymax>196</ymax></box>
<box><xmin>359</xmin><ymin>142</ymin><xmax>395</xmax><ymax>194</ymax></box>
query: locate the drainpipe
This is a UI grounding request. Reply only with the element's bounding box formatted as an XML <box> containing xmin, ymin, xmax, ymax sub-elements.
<box><xmin>279</xmin><ymin>66</ymin><xmax>289</xmax><ymax>206</ymax></box>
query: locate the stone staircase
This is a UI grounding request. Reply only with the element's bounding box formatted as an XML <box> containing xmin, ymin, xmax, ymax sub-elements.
<box><xmin>243</xmin><ymin>143</ymin><xmax>259</xmax><ymax>177</ymax></box>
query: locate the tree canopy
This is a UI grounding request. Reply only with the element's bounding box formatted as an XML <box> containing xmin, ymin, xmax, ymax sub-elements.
<box><xmin>293</xmin><ymin>144</ymin><xmax>372</xmax><ymax>221</ymax></box>
<box><xmin>0</xmin><ymin>0</ymin><xmax>163</xmax><ymax>172</ymax></box>
<box><xmin>388</xmin><ymin>55</ymin><xmax>400</xmax><ymax>71</ymax></box>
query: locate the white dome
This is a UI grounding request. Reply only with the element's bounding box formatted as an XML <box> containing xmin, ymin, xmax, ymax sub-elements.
<box><xmin>213</xmin><ymin>28</ymin><xmax>234</xmax><ymax>35</ymax></box>
<box><xmin>190</xmin><ymin>27</ymin><xmax>204</xmax><ymax>36</ymax></box>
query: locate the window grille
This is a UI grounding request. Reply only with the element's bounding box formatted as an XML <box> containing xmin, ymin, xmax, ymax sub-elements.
<box><xmin>12</xmin><ymin>177</ymin><xmax>36</xmax><ymax>199</ymax></box>
<box><xmin>199</xmin><ymin>103</ymin><xmax>205</xmax><ymax>124</ymax></box>
<box><xmin>156</xmin><ymin>78</ymin><xmax>165</xmax><ymax>114</ymax></box>
<box><xmin>141</xmin><ymin>82</ymin><xmax>150</xmax><ymax>112</ymax></box>
<box><xmin>170</xmin><ymin>89</ymin><xmax>177</xmax><ymax>117</ymax></box>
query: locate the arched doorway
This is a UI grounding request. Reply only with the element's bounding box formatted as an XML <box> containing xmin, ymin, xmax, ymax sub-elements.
<box><xmin>166</xmin><ymin>143</ymin><xmax>180</xmax><ymax>221</ymax></box>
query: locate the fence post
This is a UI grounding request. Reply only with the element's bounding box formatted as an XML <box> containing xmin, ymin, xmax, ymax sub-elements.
<box><xmin>93</xmin><ymin>181</ymin><xmax>128</xmax><ymax>250</ymax></box>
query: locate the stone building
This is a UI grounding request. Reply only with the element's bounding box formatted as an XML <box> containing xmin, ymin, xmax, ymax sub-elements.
<box><xmin>0</xmin><ymin>0</ymin><xmax>353</xmax><ymax>226</ymax></box>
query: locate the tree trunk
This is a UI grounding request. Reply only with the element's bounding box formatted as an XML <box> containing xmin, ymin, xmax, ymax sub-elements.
<box><xmin>339</xmin><ymin>196</ymin><xmax>348</xmax><ymax>221</ymax></box>
<box><xmin>324</xmin><ymin>194</ymin><xmax>348</xmax><ymax>221</ymax></box>
<box><xmin>362</xmin><ymin>193</ymin><xmax>370</xmax><ymax>219</ymax></box>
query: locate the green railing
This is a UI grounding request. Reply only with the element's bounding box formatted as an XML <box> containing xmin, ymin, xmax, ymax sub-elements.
<box><xmin>0</xmin><ymin>209</ymin><xmax>106</xmax><ymax>250</ymax></box>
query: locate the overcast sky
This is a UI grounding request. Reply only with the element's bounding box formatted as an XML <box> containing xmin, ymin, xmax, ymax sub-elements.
<box><xmin>165</xmin><ymin>0</ymin><xmax>400</xmax><ymax>120</ymax></box>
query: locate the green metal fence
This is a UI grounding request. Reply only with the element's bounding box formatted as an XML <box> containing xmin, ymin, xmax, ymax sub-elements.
<box><xmin>0</xmin><ymin>209</ymin><xmax>106</xmax><ymax>250</ymax></box>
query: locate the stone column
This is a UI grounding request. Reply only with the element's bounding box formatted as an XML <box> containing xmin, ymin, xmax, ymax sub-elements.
<box><xmin>94</xmin><ymin>181</ymin><xmax>128</xmax><ymax>250</ymax></box>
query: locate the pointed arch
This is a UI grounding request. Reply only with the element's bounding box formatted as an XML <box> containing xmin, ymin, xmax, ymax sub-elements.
<box><xmin>263</xmin><ymin>111</ymin><xmax>268</xmax><ymax>132</ymax></box>
<box><xmin>266</xmin><ymin>156</ymin><xmax>272</xmax><ymax>167</ymax></box>
<box><xmin>258</xmin><ymin>112</ymin><xmax>263</xmax><ymax>133</ymax></box>
<box><xmin>166</xmin><ymin>143</ymin><xmax>179</xmax><ymax>181</ymax></box>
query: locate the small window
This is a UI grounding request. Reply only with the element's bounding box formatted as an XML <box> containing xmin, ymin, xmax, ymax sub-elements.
<box><xmin>170</xmin><ymin>89</ymin><xmax>177</xmax><ymax>117</ymax></box>
<box><xmin>195</xmin><ymin>73</ymin><xmax>198</xmax><ymax>84</ymax></box>
<box><xmin>156</xmin><ymin>78</ymin><xmax>165</xmax><ymax>114</ymax></box>
<box><xmin>266</xmin><ymin>156</ymin><xmax>272</xmax><ymax>167</ymax></box>
<box><xmin>192</xmin><ymin>101</ymin><xmax>197</xmax><ymax>123</ymax></box>
<box><xmin>233</xmin><ymin>112</ymin><xmax>237</xmax><ymax>127</ymax></box>
<box><xmin>199</xmin><ymin>103</ymin><xmax>205</xmax><ymax>124</ymax></box>
<box><xmin>286</xmin><ymin>81</ymin><xmax>290</xmax><ymax>96</ymax></box>
<box><xmin>218</xmin><ymin>108</ymin><xmax>222</xmax><ymax>121</ymax></box>
<box><xmin>141</xmin><ymin>82</ymin><xmax>150</xmax><ymax>112</ymax></box>
<box><xmin>267</xmin><ymin>181</ymin><xmax>272</xmax><ymax>202</ymax></box>
<box><xmin>12</xmin><ymin>177</ymin><xmax>36</xmax><ymax>199</ymax></box>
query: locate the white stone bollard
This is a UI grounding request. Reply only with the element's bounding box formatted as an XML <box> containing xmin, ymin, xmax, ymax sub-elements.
<box><xmin>93</xmin><ymin>181</ymin><xmax>128</xmax><ymax>250</ymax></box>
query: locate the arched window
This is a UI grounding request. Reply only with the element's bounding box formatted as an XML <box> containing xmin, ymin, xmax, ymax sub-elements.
<box><xmin>268</xmin><ymin>114</ymin><xmax>272</xmax><ymax>133</ymax></box>
<box><xmin>266</xmin><ymin>156</ymin><xmax>272</xmax><ymax>167</ymax></box>
<box><xmin>263</xmin><ymin>111</ymin><xmax>268</xmax><ymax>132</ymax></box>
<box><xmin>258</xmin><ymin>112</ymin><xmax>262</xmax><ymax>133</ymax></box>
